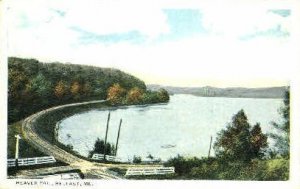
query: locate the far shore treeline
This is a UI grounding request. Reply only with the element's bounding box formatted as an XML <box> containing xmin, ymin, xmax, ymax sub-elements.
<box><xmin>8</xmin><ymin>57</ymin><xmax>169</xmax><ymax>124</ymax></box>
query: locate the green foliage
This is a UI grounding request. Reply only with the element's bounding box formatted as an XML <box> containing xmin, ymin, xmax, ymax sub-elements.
<box><xmin>269</xmin><ymin>89</ymin><xmax>290</xmax><ymax>158</ymax></box>
<box><xmin>250</xmin><ymin>123</ymin><xmax>268</xmax><ymax>158</ymax></box>
<box><xmin>126</xmin><ymin>87</ymin><xmax>144</xmax><ymax>104</ymax></box>
<box><xmin>8</xmin><ymin>57</ymin><xmax>146</xmax><ymax>123</ymax></box>
<box><xmin>157</xmin><ymin>88</ymin><xmax>170</xmax><ymax>102</ymax></box>
<box><xmin>107</xmin><ymin>83</ymin><xmax>127</xmax><ymax>105</ymax></box>
<box><xmin>164</xmin><ymin>155</ymin><xmax>213</xmax><ymax>177</ymax></box>
<box><xmin>164</xmin><ymin>155</ymin><xmax>288</xmax><ymax>180</ymax></box>
<box><xmin>26</xmin><ymin>73</ymin><xmax>52</xmax><ymax>98</ymax></box>
<box><xmin>164</xmin><ymin>106</ymin><xmax>287</xmax><ymax>180</ymax></box>
<box><xmin>132</xmin><ymin>155</ymin><xmax>142</xmax><ymax>164</ymax></box>
<box><xmin>142</xmin><ymin>89</ymin><xmax>170</xmax><ymax>104</ymax></box>
<box><xmin>214</xmin><ymin>109</ymin><xmax>268</xmax><ymax>162</ymax></box>
<box><xmin>264</xmin><ymin>158</ymin><xmax>289</xmax><ymax>180</ymax></box>
<box><xmin>7</xmin><ymin>121</ymin><xmax>45</xmax><ymax>158</ymax></box>
<box><xmin>147</xmin><ymin>153</ymin><xmax>154</xmax><ymax>160</ymax></box>
<box><xmin>8</xmin><ymin>57</ymin><xmax>168</xmax><ymax>124</ymax></box>
<box><xmin>88</xmin><ymin>138</ymin><xmax>115</xmax><ymax>158</ymax></box>
<box><xmin>66</xmin><ymin>144</ymin><xmax>74</xmax><ymax>151</ymax></box>
<box><xmin>106</xmin><ymin>83</ymin><xmax>170</xmax><ymax>106</ymax></box>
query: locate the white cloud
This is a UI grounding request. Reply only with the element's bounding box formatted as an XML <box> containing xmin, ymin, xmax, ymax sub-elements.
<box><xmin>65</xmin><ymin>4</ymin><xmax>170</xmax><ymax>38</ymax></box>
<box><xmin>201</xmin><ymin>7</ymin><xmax>290</xmax><ymax>39</ymax></box>
<box><xmin>5</xmin><ymin>0</ymin><xmax>296</xmax><ymax>87</ymax></box>
<box><xmin>7</xmin><ymin>0</ymin><xmax>169</xmax><ymax>38</ymax></box>
<box><xmin>7</xmin><ymin>0</ymin><xmax>170</xmax><ymax>60</ymax></box>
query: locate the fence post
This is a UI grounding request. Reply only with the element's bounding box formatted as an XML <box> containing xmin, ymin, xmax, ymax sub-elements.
<box><xmin>15</xmin><ymin>135</ymin><xmax>21</xmax><ymax>168</ymax></box>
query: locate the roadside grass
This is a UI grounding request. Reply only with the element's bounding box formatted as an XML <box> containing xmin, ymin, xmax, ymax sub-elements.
<box><xmin>6</xmin><ymin>102</ymin><xmax>110</xmax><ymax>175</ymax></box>
<box><xmin>7</xmin><ymin>121</ymin><xmax>68</xmax><ymax>176</ymax></box>
<box><xmin>162</xmin><ymin>156</ymin><xmax>289</xmax><ymax>180</ymax></box>
<box><xmin>7</xmin><ymin>121</ymin><xmax>45</xmax><ymax>158</ymax></box>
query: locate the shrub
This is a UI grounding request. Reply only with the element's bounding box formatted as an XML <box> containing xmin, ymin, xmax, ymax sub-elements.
<box><xmin>264</xmin><ymin>158</ymin><xmax>289</xmax><ymax>180</ymax></box>
<box><xmin>133</xmin><ymin>155</ymin><xmax>142</xmax><ymax>164</ymax></box>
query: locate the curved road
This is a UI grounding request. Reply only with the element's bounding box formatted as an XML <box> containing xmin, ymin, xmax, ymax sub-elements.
<box><xmin>22</xmin><ymin>100</ymin><xmax>122</xmax><ymax>179</ymax></box>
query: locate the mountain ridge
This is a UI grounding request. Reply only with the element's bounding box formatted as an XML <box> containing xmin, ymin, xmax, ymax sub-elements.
<box><xmin>147</xmin><ymin>84</ymin><xmax>287</xmax><ymax>98</ymax></box>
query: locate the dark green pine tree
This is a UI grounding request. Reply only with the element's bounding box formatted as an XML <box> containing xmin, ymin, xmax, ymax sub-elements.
<box><xmin>250</xmin><ymin>123</ymin><xmax>268</xmax><ymax>158</ymax></box>
<box><xmin>270</xmin><ymin>89</ymin><xmax>290</xmax><ymax>158</ymax></box>
<box><xmin>88</xmin><ymin>138</ymin><xmax>115</xmax><ymax>158</ymax></box>
<box><xmin>214</xmin><ymin>109</ymin><xmax>268</xmax><ymax>163</ymax></box>
<box><xmin>89</xmin><ymin>138</ymin><xmax>105</xmax><ymax>158</ymax></box>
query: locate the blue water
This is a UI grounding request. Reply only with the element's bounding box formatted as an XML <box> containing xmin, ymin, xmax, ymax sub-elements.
<box><xmin>58</xmin><ymin>94</ymin><xmax>283</xmax><ymax>162</ymax></box>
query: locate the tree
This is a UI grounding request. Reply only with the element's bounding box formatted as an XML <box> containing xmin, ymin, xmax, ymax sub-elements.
<box><xmin>214</xmin><ymin>109</ymin><xmax>268</xmax><ymax>162</ymax></box>
<box><xmin>70</xmin><ymin>81</ymin><xmax>81</xmax><ymax>99</ymax></box>
<box><xmin>147</xmin><ymin>153</ymin><xmax>154</xmax><ymax>160</ymax></box>
<box><xmin>54</xmin><ymin>80</ymin><xmax>68</xmax><ymax>99</ymax></box>
<box><xmin>8</xmin><ymin>69</ymin><xmax>28</xmax><ymax>99</ymax></box>
<box><xmin>107</xmin><ymin>83</ymin><xmax>126</xmax><ymax>105</ymax></box>
<box><xmin>158</xmin><ymin>88</ymin><xmax>170</xmax><ymax>102</ymax></box>
<box><xmin>88</xmin><ymin>138</ymin><xmax>115</xmax><ymax>158</ymax></box>
<box><xmin>269</xmin><ymin>89</ymin><xmax>290</xmax><ymax>157</ymax></box>
<box><xmin>7</xmin><ymin>57</ymin><xmax>155</xmax><ymax>123</ymax></box>
<box><xmin>126</xmin><ymin>87</ymin><xmax>144</xmax><ymax>104</ymax></box>
<box><xmin>26</xmin><ymin>73</ymin><xmax>52</xmax><ymax>98</ymax></box>
<box><xmin>141</xmin><ymin>89</ymin><xmax>170</xmax><ymax>104</ymax></box>
<box><xmin>250</xmin><ymin>123</ymin><xmax>268</xmax><ymax>158</ymax></box>
<box><xmin>133</xmin><ymin>155</ymin><xmax>142</xmax><ymax>164</ymax></box>
<box><xmin>81</xmin><ymin>82</ymin><xmax>92</xmax><ymax>97</ymax></box>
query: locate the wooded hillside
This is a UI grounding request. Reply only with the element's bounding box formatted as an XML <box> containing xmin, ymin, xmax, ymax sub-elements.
<box><xmin>8</xmin><ymin>57</ymin><xmax>153</xmax><ymax>123</ymax></box>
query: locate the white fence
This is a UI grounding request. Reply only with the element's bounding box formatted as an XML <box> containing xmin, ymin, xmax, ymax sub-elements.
<box><xmin>125</xmin><ymin>167</ymin><xmax>175</xmax><ymax>176</ymax></box>
<box><xmin>7</xmin><ymin>156</ymin><xmax>56</xmax><ymax>167</ymax></box>
<box><xmin>91</xmin><ymin>153</ymin><xmax>120</xmax><ymax>162</ymax></box>
<box><xmin>7</xmin><ymin>159</ymin><xmax>16</xmax><ymax>167</ymax></box>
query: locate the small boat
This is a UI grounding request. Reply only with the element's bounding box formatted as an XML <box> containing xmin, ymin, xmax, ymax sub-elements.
<box><xmin>161</xmin><ymin>144</ymin><xmax>176</xmax><ymax>148</ymax></box>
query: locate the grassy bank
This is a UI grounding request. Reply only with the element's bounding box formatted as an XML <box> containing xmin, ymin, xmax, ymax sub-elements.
<box><xmin>7</xmin><ymin>121</ymin><xmax>68</xmax><ymax>176</ymax></box>
<box><xmin>107</xmin><ymin>156</ymin><xmax>289</xmax><ymax>180</ymax></box>
<box><xmin>7</xmin><ymin>102</ymin><xmax>109</xmax><ymax>160</ymax></box>
<box><xmin>8</xmin><ymin>102</ymin><xmax>112</xmax><ymax>159</ymax></box>
<box><xmin>162</xmin><ymin>156</ymin><xmax>289</xmax><ymax>180</ymax></box>
<box><xmin>7</xmin><ymin>121</ymin><xmax>45</xmax><ymax>158</ymax></box>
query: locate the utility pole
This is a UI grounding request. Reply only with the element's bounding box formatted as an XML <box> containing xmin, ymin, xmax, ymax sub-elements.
<box><xmin>15</xmin><ymin>134</ymin><xmax>21</xmax><ymax>168</ymax></box>
<box><xmin>208</xmin><ymin>136</ymin><xmax>213</xmax><ymax>158</ymax></box>
<box><xmin>115</xmin><ymin>119</ymin><xmax>122</xmax><ymax>156</ymax></box>
<box><xmin>103</xmin><ymin>111</ymin><xmax>110</xmax><ymax>161</ymax></box>
<box><xmin>54</xmin><ymin>122</ymin><xmax>59</xmax><ymax>143</ymax></box>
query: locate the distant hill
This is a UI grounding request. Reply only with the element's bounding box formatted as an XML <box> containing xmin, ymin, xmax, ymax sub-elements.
<box><xmin>147</xmin><ymin>84</ymin><xmax>287</xmax><ymax>99</ymax></box>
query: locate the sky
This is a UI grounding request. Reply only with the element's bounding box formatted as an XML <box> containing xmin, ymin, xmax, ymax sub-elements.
<box><xmin>5</xmin><ymin>0</ymin><xmax>298</xmax><ymax>87</ymax></box>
